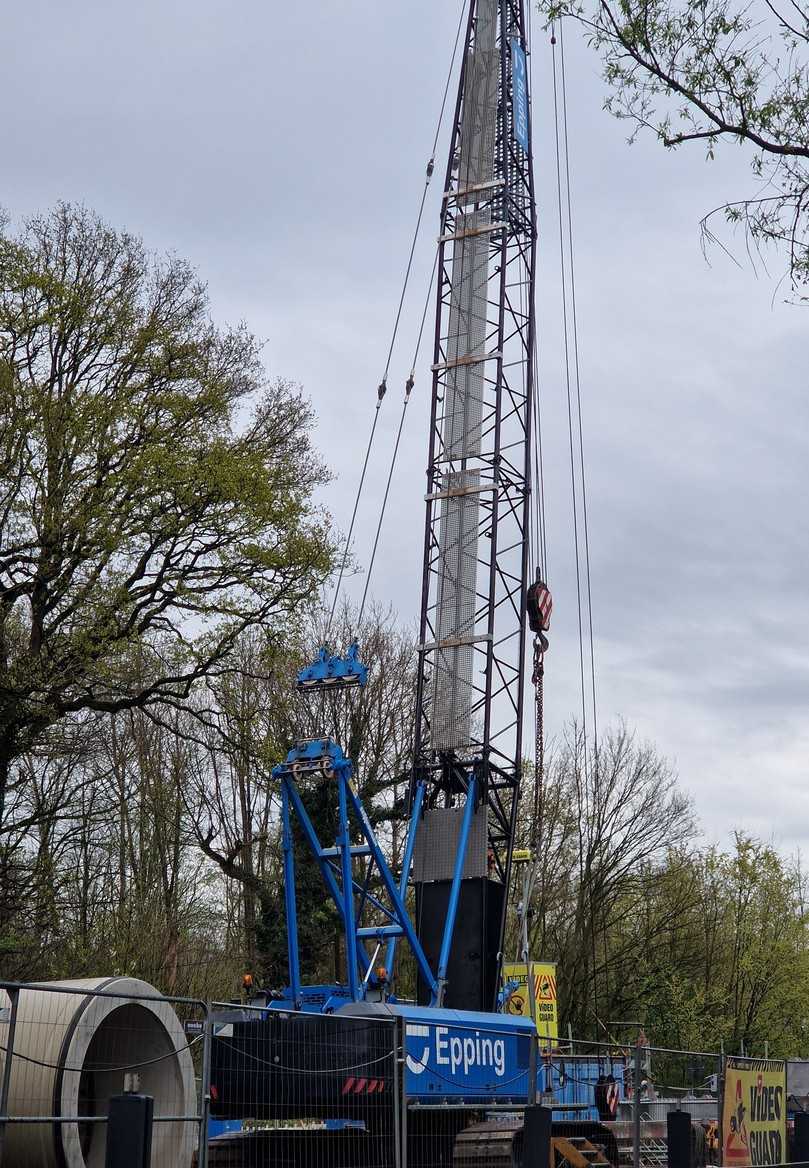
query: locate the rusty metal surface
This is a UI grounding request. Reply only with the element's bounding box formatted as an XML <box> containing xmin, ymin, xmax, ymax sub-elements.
<box><xmin>453</xmin><ymin>1118</ymin><xmax>523</xmax><ymax>1167</ymax></box>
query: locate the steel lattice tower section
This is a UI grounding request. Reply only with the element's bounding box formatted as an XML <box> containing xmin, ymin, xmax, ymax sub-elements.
<box><xmin>410</xmin><ymin>0</ymin><xmax>537</xmax><ymax>1012</ymax></box>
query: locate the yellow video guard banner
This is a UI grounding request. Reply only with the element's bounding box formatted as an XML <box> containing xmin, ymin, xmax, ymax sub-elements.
<box><xmin>722</xmin><ymin>1058</ymin><xmax>786</xmax><ymax>1167</ymax></box>
<box><xmin>502</xmin><ymin>961</ymin><xmax>558</xmax><ymax>1040</ymax></box>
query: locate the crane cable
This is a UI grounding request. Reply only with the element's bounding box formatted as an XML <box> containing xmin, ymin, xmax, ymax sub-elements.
<box><xmin>525</xmin><ymin>4</ymin><xmax>546</xmax><ymax>866</ymax></box>
<box><xmin>356</xmin><ymin>2</ymin><xmax>468</xmax><ymax>624</ymax></box>
<box><xmin>552</xmin><ymin>15</ymin><xmax>602</xmax><ymax>1023</ymax></box>
<box><xmin>552</xmin><ymin>23</ymin><xmax>590</xmax><ymax>777</ymax></box>
<box><xmin>329</xmin><ymin>0</ymin><xmax>468</xmax><ymax>633</ymax></box>
<box><xmin>558</xmin><ymin>19</ymin><xmax>598</xmax><ymax>756</ymax></box>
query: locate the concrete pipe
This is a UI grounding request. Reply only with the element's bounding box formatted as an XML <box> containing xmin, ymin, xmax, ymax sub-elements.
<box><xmin>0</xmin><ymin>976</ymin><xmax>198</xmax><ymax>1168</ymax></box>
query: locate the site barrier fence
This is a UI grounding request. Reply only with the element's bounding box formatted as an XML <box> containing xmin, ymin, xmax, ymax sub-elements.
<box><xmin>0</xmin><ymin>985</ymin><xmax>801</xmax><ymax>1168</ymax></box>
<box><xmin>0</xmin><ymin>979</ymin><xmax>207</xmax><ymax>1168</ymax></box>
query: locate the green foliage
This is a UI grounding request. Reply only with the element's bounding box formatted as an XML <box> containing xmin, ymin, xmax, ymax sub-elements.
<box><xmin>620</xmin><ymin>835</ymin><xmax>809</xmax><ymax>1055</ymax></box>
<box><xmin>0</xmin><ymin>204</ymin><xmax>334</xmax><ymax>816</ymax></box>
<box><xmin>540</xmin><ymin>0</ymin><xmax>809</xmax><ymax>291</ymax></box>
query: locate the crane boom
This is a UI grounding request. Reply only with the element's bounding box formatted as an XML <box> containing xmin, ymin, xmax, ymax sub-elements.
<box><xmin>411</xmin><ymin>0</ymin><xmax>537</xmax><ymax>1011</ymax></box>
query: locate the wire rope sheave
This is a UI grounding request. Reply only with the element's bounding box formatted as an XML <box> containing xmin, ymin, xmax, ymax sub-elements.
<box><xmin>296</xmin><ymin>641</ymin><xmax>369</xmax><ymax>692</ymax></box>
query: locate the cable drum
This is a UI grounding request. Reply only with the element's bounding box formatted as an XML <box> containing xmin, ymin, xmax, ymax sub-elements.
<box><xmin>0</xmin><ymin>976</ymin><xmax>197</xmax><ymax>1168</ymax></box>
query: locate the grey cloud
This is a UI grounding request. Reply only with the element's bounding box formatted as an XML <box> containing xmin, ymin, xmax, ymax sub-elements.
<box><xmin>1</xmin><ymin>0</ymin><xmax>806</xmax><ymax>845</ymax></box>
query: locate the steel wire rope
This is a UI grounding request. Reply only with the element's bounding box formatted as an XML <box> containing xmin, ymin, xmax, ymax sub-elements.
<box><xmin>551</xmin><ymin>20</ymin><xmax>601</xmax><ymax>1031</ymax></box>
<box><xmin>526</xmin><ymin>8</ymin><xmax>547</xmax><ymax>582</ymax></box>
<box><xmin>525</xmin><ymin>6</ymin><xmax>549</xmax><ymax>885</ymax></box>
<box><xmin>214</xmin><ymin>1036</ymin><xmax>393</xmax><ymax>1075</ymax></box>
<box><xmin>403</xmin><ymin>1052</ymin><xmax>533</xmax><ymax>1092</ymax></box>
<box><xmin>0</xmin><ymin>1034</ymin><xmax>203</xmax><ymax>1075</ymax></box>
<box><xmin>557</xmin><ymin>17</ymin><xmax>606</xmax><ymax>1019</ymax></box>
<box><xmin>558</xmin><ymin>19</ymin><xmax>598</xmax><ymax>759</ymax></box>
<box><xmin>557</xmin><ymin>16</ymin><xmax>606</xmax><ymax>1029</ymax></box>
<box><xmin>358</xmin><ymin>0</ymin><xmax>482</xmax><ymax>629</ymax></box>
<box><xmin>357</xmin><ymin>239</ymin><xmax>441</xmax><ymax>626</ymax></box>
<box><xmin>551</xmin><ymin>28</ymin><xmax>588</xmax><ymax>773</ymax></box>
<box><xmin>328</xmin><ymin>0</ymin><xmax>468</xmax><ymax>634</ymax></box>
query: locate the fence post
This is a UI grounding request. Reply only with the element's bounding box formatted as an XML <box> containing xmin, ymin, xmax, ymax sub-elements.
<box><xmin>794</xmin><ymin>1111</ymin><xmax>809</xmax><ymax>1164</ymax></box>
<box><xmin>392</xmin><ymin>1019</ymin><xmax>402</xmax><ymax>1168</ymax></box>
<box><xmin>523</xmin><ymin>1105</ymin><xmax>552</xmax><ymax>1168</ymax></box>
<box><xmin>667</xmin><ymin>1109</ymin><xmax>692</xmax><ymax>1168</ymax></box>
<box><xmin>398</xmin><ymin>1018</ymin><xmax>408</xmax><ymax>1168</ymax></box>
<box><xmin>0</xmin><ymin>987</ymin><xmax>19</xmax><ymax>1167</ymax></box>
<box><xmin>529</xmin><ymin>1033</ymin><xmax>538</xmax><ymax>1103</ymax></box>
<box><xmin>197</xmin><ymin>1003</ymin><xmax>212</xmax><ymax>1168</ymax></box>
<box><xmin>633</xmin><ymin>1041</ymin><xmax>642</xmax><ymax>1168</ymax></box>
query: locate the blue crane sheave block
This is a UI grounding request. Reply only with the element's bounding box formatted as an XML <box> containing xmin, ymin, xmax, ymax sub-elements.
<box><xmin>296</xmin><ymin>642</ymin><xmax>369</xmax><ymax>691</ymax></box>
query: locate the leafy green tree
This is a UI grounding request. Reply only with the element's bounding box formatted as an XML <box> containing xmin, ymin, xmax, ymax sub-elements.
<box><xmin>0</xmin><ymin>203</ymin><xmax>333</xmax><ymax>836</ymax></box>
<box><xmin>543</xmin><ymin>0</ymin><xmax>809</xmax><ymax>291</ymax></box>
<box><xmin>595</xmin><ymin>834</ymin><xmax>809</xmax><ymax>1057</ymax></box>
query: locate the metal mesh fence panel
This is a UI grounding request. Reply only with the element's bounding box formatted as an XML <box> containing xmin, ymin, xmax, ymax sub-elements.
<box><xmin>559</xmin><ymin>1037</ymin><xmax>723</xmax><ymax>1168</ymax></box>
<box><xmin>402</xmin><ymin>1013</ymin><xmax>534</xmax><ymax>1168</ymax></box>
<box><xmin>206</xmin><ymin>1004</ymin><xmax>399</xmax><ymax>1168</ymax></box>
<box><xmin>0</xmin><ymin>979</ymin><xmax>205</xmax><ymax>1168</ymax></box>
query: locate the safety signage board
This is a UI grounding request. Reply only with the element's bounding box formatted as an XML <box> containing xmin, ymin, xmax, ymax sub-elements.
<box><xmin>510</xmin><ymin>38</ymin><xmax>529</xmax><ymax>151</ymax></box>
<box><xmin>721</xmin><ymin>1058</ymin><xmax>786</xmax><ymax>1167</ymax></box>
<box><xmin>502</xmin><ymin>961</ymin><xmax>558</xmax><ymax>1041</ymax></box>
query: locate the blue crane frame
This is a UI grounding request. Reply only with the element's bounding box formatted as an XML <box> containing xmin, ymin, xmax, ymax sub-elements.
<box><xmin>273</xmin><ymin>734</ymin><xmax>483</xmax><ymax>1009</ymax></box>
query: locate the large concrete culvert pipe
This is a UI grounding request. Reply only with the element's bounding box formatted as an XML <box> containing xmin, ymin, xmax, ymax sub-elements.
<box><xmin>0</xmin><ymin>976</ymin><xmax>198</xmax><ymax>1168</ymax></box>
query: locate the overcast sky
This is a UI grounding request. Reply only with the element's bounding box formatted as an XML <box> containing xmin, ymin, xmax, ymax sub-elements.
<box><xmin>3</xmin><ymin>0</ymin><xmax>806</xmax><ymax>848</ymax></box>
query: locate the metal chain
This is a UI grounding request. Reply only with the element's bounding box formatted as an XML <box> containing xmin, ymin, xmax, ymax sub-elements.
<box><xmin>531</xmin><ymin>635</ymin><xmax>545</xmax><ymax>854</ymax></box>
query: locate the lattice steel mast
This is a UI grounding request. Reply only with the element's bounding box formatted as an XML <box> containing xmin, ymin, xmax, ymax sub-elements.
<box><xmin>410</xmin><ymin>0</ymin><xmax>537</xmax><ymax>1012</ymax></box>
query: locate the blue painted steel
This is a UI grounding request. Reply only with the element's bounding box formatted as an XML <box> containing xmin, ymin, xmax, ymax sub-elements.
<box><xmin>297</xmin><ymin>641</ymin><xmax>369</xmax><ymax>690</ymax></box>
<box><xmin>273</xmin><ymin>738</ymin><xmax>353</xmax><ymax>780</ymax></box>
<box><xmin>208</xmin><ymin>1119</ymin><xmax>243</xmax><ymax>1138</ymax></box>
<box><xmin>436</xmin><ymin>776</ymin><xmax>477</xmax><ymax>1002</ymax></box>
<box><xmin>395</xmin><ymin>1002</ymin><xmax>627</xmax><ymax>1108</ymax></box>
<box><xmin>511</xmin><ymin>38</ymin><xmax>529</xmax><ymax>152</ymax></box>
<box><xmin>399</xmin><ymin>1005</ymin><xmax>534</xmax><ymax>1101</ymax></box>
<box><xmin>338</xmin><ymin>773</ymin><xmax>360</xmax><ymax>998</ymax></box>
<box><xmin>343</xmin><ymin>779</ymin><xmax>439</xmax><ymax>1003</ymax></box>
<box><xmin>280</xmin><ymin>779</ymin><xmax>301</xmax><ymax>1005</ymax></box>
<box><xmin>383</xmin><ymin>779</ymin><xmax>426</xmax><ymax>980</ymax></box>
<box><xmin>279</xmin><ymin>765</ymin><xmax>371</xmax><ymax>982</ymax></box>
<box><xmin>272</xmin><ymin>736</ymin><xmax>438</xmax><ymax>1004</ymax></box>
<box><xmin>538</xmin><ymin>1054</ymin><xmax>628</xmax><ymax>1121</ymax></box>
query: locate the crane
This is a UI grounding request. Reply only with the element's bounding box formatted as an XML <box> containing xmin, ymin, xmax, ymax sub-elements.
<box><xmin>205</xmin><ymin>2</ymin><xmax>625</xmax><ymax>1160</ymax></box>
<box><xmin>251</xmin><ymin>0</ymin><xmax>543</xmax><ymax>1022</ymax></box>
<box><xmin>409</xmin><ymin>0</ymin><xmax>539</xmax><ymax>1015</ymax></box>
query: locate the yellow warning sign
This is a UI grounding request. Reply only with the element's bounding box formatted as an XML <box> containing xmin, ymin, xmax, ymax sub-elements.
<box><xmin>502</xmin><ymin>961</ymin><xmax>558</xmax><ymax>1041</ymax></box>
<box><xmin>721</xmin><ymin>1058</ymin><xmax>786</xmax><ymax>1167</ymax></box>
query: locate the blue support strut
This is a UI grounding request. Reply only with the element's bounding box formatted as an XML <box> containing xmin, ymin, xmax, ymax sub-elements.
<box><xmin>344</xmin><ymin>780</ymin><xmax>439</xmax><ymax>1003</ymax></box>
<box><xmin>338</xmin><ymin>771</ymin><xmax>360</xmax><ymax>998</ymax></box>
<box><xmin>436</xmin><ymin>775</ymin><xmax>478</xmax><ymax>1006</ymax></box>
<box><xmin>282</xmin><ymin>777</ymin><xmax>371</xmax><ymax>983</ymax></box>
<box><xmin>280</xmin><ymin>779</ymin><xmax>301</xmax><ymax>1005</ymax></box>
<box><xmin>383</xmin><ymin>778</ymin><xmax>426</xmax><ymax>984</ymax></box>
